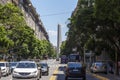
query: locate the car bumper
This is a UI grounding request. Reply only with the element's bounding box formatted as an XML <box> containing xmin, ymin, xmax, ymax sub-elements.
<box><xmin>12</xmin><ymin>73</ymin><xmax>38</xmax><ymax>78</ymax></box>
<box><xmin>66</xmin><ymin>73</ymin><xmax>85</xmax><ymax>78</ymax></box>
<box><xmin>41</xmin><ymin>68</ymin><xmax>48</xmax><ymax>73</ymax></box>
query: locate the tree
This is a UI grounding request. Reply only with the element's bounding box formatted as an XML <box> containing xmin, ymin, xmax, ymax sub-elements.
<box><xmin>65</xmin><ymin>0</ymin><xmax>96</xmax><ymax>57</ymax></box>
<box><xmin>94</xmin><ymin>0</ymin><xmax>120</xmax><ymax>75</ymax></box>
<box><xmin>0</xmin><ymin>26</ymin><xmax>14</xmax><ymax>53</ymax></box>
<box><xmin>0</xmin><ymin>3</ymin><xmax>55</xmax><ymax>60</ymax></box>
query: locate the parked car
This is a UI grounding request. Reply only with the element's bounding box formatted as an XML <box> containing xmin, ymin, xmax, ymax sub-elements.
<box><xmin>40</xmin><ymin>62</ymin><xmax>49</xmax><ymax>75</ymax></box>
<box><xmin>0</xmin><ymin>61</ymin><xmax>10</xmax><ymax>76</ymax></box>
<box><xmin>12</xmin><ymin>61</ymin><xmax>41</xmax><ymax>80</ymax></box>
<box><xmin>64</xmin><ymin>62</ymin><xmax>86</xmax><ymax>80</ymax></box>
<box><xmin>90</xmin><ymin>61</ymin><xmax>107</xmax><ymax>74</ymax></box>
<box><xmin>9</xmin><ymin>62</ymin><xmax>18</xmax><ymax>73</ymax></box>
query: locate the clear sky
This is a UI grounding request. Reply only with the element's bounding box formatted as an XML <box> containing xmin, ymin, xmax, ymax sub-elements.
<box><xmin>31</xmin><ymin>0</ymin><xmax>78</xmax><ymax>46</ymax></box>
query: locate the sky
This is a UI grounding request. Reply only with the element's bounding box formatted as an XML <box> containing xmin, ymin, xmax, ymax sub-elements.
<box><xmin>31</xmin><ymin>0</ymin><xmax>78</xmax><ymax>46</ymax></box>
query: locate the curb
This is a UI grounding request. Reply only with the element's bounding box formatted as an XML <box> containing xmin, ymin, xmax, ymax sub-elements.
<box><xmin>87</xmin><ymin>70</ymin><xmax>109</xmax><ymax>80</ymax></box>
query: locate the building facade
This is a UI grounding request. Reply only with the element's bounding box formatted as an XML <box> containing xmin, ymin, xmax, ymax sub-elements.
<box><xmin>0</xmin><ymin>0</ymin><xmax>49</xmax><ymax>41</ymax></box>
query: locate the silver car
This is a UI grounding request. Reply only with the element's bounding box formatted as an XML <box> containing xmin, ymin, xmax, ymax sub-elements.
<box><xmin>90</xmin><ymin>62</ymin><xmax>107</xmax><ymax>74</ymax></box>
<box><xmin>40</xmin><ymin>62</ymin><xmax>49</xmax><ymax>75</ymax></box>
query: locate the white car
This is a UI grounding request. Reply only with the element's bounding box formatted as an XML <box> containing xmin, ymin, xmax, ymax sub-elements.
<box><xmin>0</xmin><ymin>62</ymin><xmax>10</xmax><ymax>76</ymax></box>
<box><xmin>12</xmin><ymin>61</ymin><xmax>41</xmax><ymax>79</ymax></box>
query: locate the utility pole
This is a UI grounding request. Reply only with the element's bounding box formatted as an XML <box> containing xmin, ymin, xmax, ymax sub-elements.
<box><xmin>57</xmin><ymin>24</ymin><xmax>61</xmax><ymax>60</ymax></box>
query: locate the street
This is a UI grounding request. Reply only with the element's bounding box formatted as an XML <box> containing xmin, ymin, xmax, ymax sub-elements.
<box><xmin>0</xmin><ymin>59</ymin><xmax>108</xmax><ymax>80</ymax></box>
<box><xmin>0</xmin><ymin>59</ymin><xmax>58</xmax><ymax>80</ymax></box>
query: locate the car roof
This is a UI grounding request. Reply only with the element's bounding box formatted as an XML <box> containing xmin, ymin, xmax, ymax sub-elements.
<box><xmin>19</xmin><ymin>61</ymin><xmax>35</xmax><ymax>63</ymax></box>
<box><xmin>9</xmin><ymin>61</ymin><xmax>18</xmax><ymax>63</ymax></box>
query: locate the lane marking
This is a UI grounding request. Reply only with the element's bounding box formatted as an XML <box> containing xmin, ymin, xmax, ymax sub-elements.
<box><xmin>49</xmin><ymin>65</ymin><xmax>59</xmax><ymax>80</ymax></box>
<box><xmin>49</xmin><ymin>76</ymin><xmax>57</xmax><ymax>80</ymax></box>
<box><xmin>92</xmin><ymin>74</ymin><xmax>109</xmax><ymax>80</ymax></box>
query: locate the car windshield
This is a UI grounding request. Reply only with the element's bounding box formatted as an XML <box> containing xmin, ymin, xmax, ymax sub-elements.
<box><xmin>0</xmin><ymin>63</ymin><xmax>5</xmax><ymax>67</ymax></box>
<box><xmin>40</xmin><ymin>63</ymin><xmax>47</xmax><ymax>67</ymax></box>
<box><xmin>68</xmin><ymin>63</ymin><xmax>82</xmax><ymax>68</ymax></box>
<box><xmin>69</xmin><ymin>55</ymin><xmax>76</xmax><ymax>60</ymax></box>
<box><xmin>16</xmin><ymin>63</ymin><xmax>36</xmax><ymax>68</ymax></box>
<box><xmin>96</xmin><ymin>63</ymin><xmax>102</xmax><ymax>66</ymax></box>
<box><xmin>69</xmin><ymin>54</ymin><xmax>80</xmax><ymax>60</ymax></box>
<box><xmin>10</xmin><ymin>62</ymin><xmax>17</xmax><ymax>67</ymax></box>
<box><xmin>96</xmin><ymin>62</ymin><xmax>106</xmax><ymax>67</ymax></box>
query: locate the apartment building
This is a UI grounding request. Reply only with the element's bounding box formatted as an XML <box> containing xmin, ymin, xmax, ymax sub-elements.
<box><xmin>0</xmin><ymin>0</ymin><xmax>49</xmax><ymax>41</ymax></box>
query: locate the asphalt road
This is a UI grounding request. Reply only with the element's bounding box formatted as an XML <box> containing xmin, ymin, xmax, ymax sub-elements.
<box><xmin>54</xmin><ymin>64</ymin><xmax>100</xmax><ymax>80</ymax></box>
<box><xmin>0</xmin><ymin>59</ymin><xmax>59</xmax><ymax>80</ymax></box>
<box><xmin>0</xmin><ymin>59</ymin><xmax>110</xmax><ymax>80</ymax></box>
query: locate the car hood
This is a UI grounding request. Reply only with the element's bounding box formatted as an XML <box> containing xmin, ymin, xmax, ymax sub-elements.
<box><xmin>1</xmin><ymin>67</ymin><xmax>6</xmax><ymax>70</ymax></box>
<box><xmin>14</xmin><ymin>68</ymin><xmax>37</xmax><ymax>73</ymax></box>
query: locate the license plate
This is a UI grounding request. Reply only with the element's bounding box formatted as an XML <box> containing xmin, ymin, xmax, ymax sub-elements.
<box><xmin>73</xmin><ymin>69</ymin><xmax>78</xmax><ymax>71</ymax></box>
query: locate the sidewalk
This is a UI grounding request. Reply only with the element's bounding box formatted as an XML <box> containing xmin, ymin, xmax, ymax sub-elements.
<box><xmin>106</xmin><ymin>74</ymin><xmax>120</xmax><ymax>80</ymax></box>
<box><xmin>87</xmin><ymin>69</ymin><xmax>120</xmax><ymax>80</ymax></box>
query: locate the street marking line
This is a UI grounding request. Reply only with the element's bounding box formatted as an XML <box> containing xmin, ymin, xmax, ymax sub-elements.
<box><xmin>49</xmin><ymin>76</ymin><xmax>57</xmax><ymax>80</ymax></box>
<box><xmin>49</xmin><ymin>65</ymin><xmax>59</xmax><ymax>80</ymax></box>
<box><xmin>92</xmin><ymin>74</ymin><xmax>109</xmax><ymax>80</ymax></box>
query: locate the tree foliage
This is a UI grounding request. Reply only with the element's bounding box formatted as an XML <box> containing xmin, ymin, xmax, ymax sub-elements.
<box><xmin>64</xmin><ymin>0</ymin><xmax>120</xmax><ymax>62</ymax></box>
<box><xmin>0</xmin><ymin>3</ymin><xmax>55</xmax><ymax>59</ymax></box>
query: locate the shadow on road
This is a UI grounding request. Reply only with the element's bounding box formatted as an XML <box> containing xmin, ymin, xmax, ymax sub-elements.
<box><xmin>56</xmin><ymin>73</ymin><xmax>65</xmax><ymax>80</ymax></box>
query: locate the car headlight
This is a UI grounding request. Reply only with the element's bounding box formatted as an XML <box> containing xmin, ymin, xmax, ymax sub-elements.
<box><xmin>2</xmin><ymin>69</ymin><xmax>6</xmax><ymax>71</ymax></box>
<box><xmin>2</xmin><ymin>69</ymin><xmax>5</xmax><ymax>71</ymax></box>
<box><xmin>13</xmin><ymin>71</ymin><xmax>18</xmax><ymax>73</ymax></box>
<box><xmin>33</xmin><ymin>71</ymin><xmax>37</xmax><ymax>73</ymax></box>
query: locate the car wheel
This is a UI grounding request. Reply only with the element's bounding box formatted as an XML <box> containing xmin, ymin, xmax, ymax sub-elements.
<box><xmin>40</xmin><ymin>72</ymin><xmax>42</xmax><ymax>78</ymax></box>
<box><xmin>46</xmin><ymin>71</ymin><xmax>49</xmax><ymax>76</ymax></box>
<box><xmin>104</xmin><ymin>71</ymin><xmax>107</xmax><ymax>74</ymax></box>
<box><xmin>83</xmin><ymin>76</ymin><xmax>86</xmax><ymax>80</ymax></box>
<box><xmin>12</xmin><ymin>76</ymin><xmax>16</xmax><ymax>80</ymax></box>
<box><xmin>90</xmin><ymin>70</ymin><xmax>93</xmax><ymax>73</ymax></box>
<box><xmin>37</xmin><ymin>76</ymin><xmax>40</xmax><ymax>80</ymax></box>
<box><xmin>65</xmin><ymin>76</ymin><xmax>68</xmax><ymax>80</ymax></box>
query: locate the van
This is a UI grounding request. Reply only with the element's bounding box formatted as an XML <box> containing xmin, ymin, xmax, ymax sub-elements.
<box><xmin>0</xmin><ymin>62</ymin><xmax>10</xmax><ymax>76</ymax></box>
